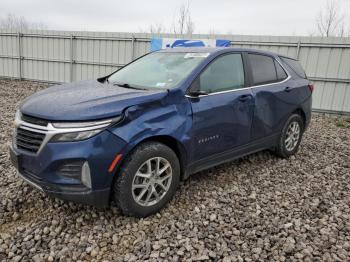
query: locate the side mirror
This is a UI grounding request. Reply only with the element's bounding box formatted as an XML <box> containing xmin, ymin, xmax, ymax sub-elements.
<box><xmin>187</xmin><ymin>77</ymin><xmax>208</xmax><ymax>97</ymax></box>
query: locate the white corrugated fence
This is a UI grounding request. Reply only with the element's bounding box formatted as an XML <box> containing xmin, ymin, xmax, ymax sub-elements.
<box><xmin>0</xmin><ymin>29</ymin><xmax>349</xmax><ymax>114</ymax></box>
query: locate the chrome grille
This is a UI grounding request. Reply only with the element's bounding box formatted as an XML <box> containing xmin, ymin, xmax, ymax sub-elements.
<box><xmin>16</xmin><ymin>127</ymin><xmax>45</xmax><ymax>153</ymax></box>
<box><xmin>21</xmin><ymin>114</ymin><xmax>48</xmax><ymax>126</ymax></box>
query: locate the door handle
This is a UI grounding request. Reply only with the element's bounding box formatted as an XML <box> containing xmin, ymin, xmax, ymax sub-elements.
<box><xmin>239</xmin><ymin>94</ymin><xmax>252</xmax><ymax>102</ymax></box>
<box><xmin>285</xmin><ymin>86</ymin><xmax>292</xmax><ymax>92</ymax></box>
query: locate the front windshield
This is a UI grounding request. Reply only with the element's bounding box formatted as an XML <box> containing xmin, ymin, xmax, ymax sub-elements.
<box><xmin>108</xmin><ymin>52</ymin><xmax>209</xmax><ymax>89</ymax></box>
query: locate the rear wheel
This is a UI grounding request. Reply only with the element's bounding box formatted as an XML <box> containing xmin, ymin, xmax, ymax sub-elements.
<box><xmin>113</xmin><ymin>142</ymin><xmax>180</xmax><ymax>217</ymax></box>
<box><xmin>275</xmin><ymin>114</ymin><xmax>304</xmax><ymax>158</ymax></box>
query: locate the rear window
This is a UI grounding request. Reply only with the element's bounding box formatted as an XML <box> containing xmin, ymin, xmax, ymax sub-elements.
<box><xmin>280</xmin><ymin>57</ymin><xmax>306</xmax><ymax>79</ymax></box>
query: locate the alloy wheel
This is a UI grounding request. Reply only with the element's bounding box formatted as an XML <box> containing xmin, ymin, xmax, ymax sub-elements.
<box><xmin>132</xmin><ymin>157</ymin><xmax>172</xmax><ymax>207</ymax></box>
<box><xmin>285</xmin><ymin>121</ymin><xmax>300</xmax><ymax>151</ymax></box>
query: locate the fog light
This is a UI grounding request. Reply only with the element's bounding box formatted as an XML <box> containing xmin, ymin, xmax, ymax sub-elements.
<box><xmin>81</xmin><ymin>161</ymin><xmax>92</xmax><ymax>188</ymax></box>
<box><xmin>58</xmin><ymin>161</ymin><xmax>83</xmax><ymax>179</ymax></box>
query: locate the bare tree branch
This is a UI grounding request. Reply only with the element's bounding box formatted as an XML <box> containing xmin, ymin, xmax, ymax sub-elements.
<box><xmin>144</xmin><ymin>2</ymin><xmax>195</xmax><ymax>36</ymax></box>
<box><xmin>316</xmin><ymin>0</ymin><xmax>346</xmax><ymax>37</ymax></box>
<box><xmin>185</xmin><ymin>12</ymin><xmax>194</xmax><ymax>36</ymax></box>
<box><xmin>207</xmin><ymin>28</ymin><xmax>220</xmax><ymax>38</ymax></box>
<box><xmin>172</xmin><ymin>1</ymin><xmax>195</xmax><ymax>36</ymax></box>
<box><xmin>0</xmin><ymin>13</ymin><xmax>47</xmax><ymax>31</ymax></box>
<box><xmin>176</xmin><ymin>4</ymin><xmax>186</xmax><ymax>35</ymax></box>
<box><xmin>140</xmin><ymin>22</ymin><xmax>165</xmax><ymax>35</ymax></box>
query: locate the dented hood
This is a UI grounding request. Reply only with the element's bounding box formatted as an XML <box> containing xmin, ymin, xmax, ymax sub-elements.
<box><xmin>19</xmin><ymin>80</ymin><xmax>167</xmax><ymax>121</ymax></box>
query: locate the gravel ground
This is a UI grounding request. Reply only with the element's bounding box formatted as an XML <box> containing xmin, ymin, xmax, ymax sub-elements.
<box><xmin>0</xmin><ymin>79</ymin><xmax>350</xmax><ymax>261</ymax></box>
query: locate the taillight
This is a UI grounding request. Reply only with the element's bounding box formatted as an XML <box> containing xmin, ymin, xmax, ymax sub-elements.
<box><xmin>308</xmin><ymin>83</ymin><xmax>315</xmax><ymax>93</ymax></box>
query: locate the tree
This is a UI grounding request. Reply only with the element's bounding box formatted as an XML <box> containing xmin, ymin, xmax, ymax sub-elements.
<box><xmin>207</xmin><ymin>28</ymin><xmax>222</xmax><ymax>37</ymax></box>
<box><xmin>139</xmin><ymin>22</ymin><xmax>166</xmax><ymax>35</ymax></box>
<box><xmin>316</xmin><ymin>0</ymin><xmax>347</xmax><ymax>37</ymax></box>
<box><xmin>143</xmin><ymin>2</ymin><xmax>195</xmax><ymax>36</ymax></box>
<box><xmin>0</xmin><ymin>13</ymin><xmax>47</xmax><ymax>31</ymax></box>
<box><xmin>148</xmin><ymin>23</ymin><xmax>166</xmax><ymax>35</ymax></box>
<box><xmin>171</xmin><ymin>1</ymin><xmax>195</xmax><ymax>36</ymax></box>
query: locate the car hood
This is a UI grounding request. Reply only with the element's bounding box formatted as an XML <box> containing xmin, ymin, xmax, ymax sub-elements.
<box><xmin>20</xmin><ymin>80</ymin><xmax>168</xmax><ymax>121</ymax></box>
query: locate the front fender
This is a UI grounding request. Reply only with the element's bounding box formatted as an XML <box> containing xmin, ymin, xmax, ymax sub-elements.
<box><xmin>108</xmin><ymin>95</ymin><xmax>193</xmax><ymax>164</ymax></box>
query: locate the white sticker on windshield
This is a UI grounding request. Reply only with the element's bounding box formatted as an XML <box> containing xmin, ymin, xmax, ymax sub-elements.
<box><xmin>184</xmin><ymin>53</ymin><xmax>210</xmax><ymax>59</ymax></box>
<box><xmin>156</xmin><ymin>82</ymin><xmax>166</xmax><ymax>87</ymax></box>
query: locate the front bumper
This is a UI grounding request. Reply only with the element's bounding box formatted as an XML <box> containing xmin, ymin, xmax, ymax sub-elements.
<box><xmin>16</xmin><ymin>171</ymin><xmax>110</xmax><ymax>207</ymax></box>
<box><xmin>10</xmin><ymin>130</ymin><xmax>127</xmax><ymax>208</ymax></box>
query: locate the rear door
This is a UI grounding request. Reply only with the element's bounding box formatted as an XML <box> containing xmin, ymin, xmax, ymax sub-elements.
<box><xmin>247</xmin><ymin>53</ymin><xmax>304</xmax><ymax>140</ymax></box>
<box><xmin>188</xmin><ymin>53</ymin><xmax>254</xmax><ymax>161</ymax></box>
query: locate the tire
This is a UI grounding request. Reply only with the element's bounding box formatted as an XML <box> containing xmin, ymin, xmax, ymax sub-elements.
<box><xmin>275</xmin><ymin>113</ymin><xmax>304</xmax><ymax>158</ymax></box>
<box><xmin>113</xmin><ymin>142</ymin><xmax>180</xmax><ymax>217</ymax></box>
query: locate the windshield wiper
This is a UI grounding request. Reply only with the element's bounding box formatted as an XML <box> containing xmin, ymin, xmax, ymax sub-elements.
<box><xmin>113</xmin><ymin>82</ymin><xmax>147</xmax><ymax>90</ymax></box>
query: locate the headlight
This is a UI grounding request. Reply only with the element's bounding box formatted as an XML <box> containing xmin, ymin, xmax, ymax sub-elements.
<box><xmin>15</xmin><ymin>109</ymin><xmax>21</xmax><ymax>120</ymax></box>
<box><xmin>51</xmin><ymin>129</ymin><xmax>104</xmax><ymax>142</ymax></box>
<box><xmin>50</xmin><ymin>116</ymin><xmax>122</xmax><ymax>142</ymax></box>
<box><xmin>52</xmin><ymin>116</ymin><xmax>122</xmax><ymax>129</ymax></box>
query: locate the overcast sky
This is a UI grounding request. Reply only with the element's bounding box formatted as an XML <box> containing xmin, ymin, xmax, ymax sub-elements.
<box><xmin>1</xmin><ymin>0</ymin><xmax>350</xmax><ymax>36</ymax></box>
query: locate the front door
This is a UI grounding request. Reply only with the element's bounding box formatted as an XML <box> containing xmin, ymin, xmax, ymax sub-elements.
<box><xmin>188</xmin><ymin>53</ymin><xmax>254</xmax><ymax>162</ymax></box>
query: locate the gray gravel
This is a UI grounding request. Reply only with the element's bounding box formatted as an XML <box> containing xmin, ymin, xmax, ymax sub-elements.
<box><xmin>1</xmin><ymin>79</ymin><xmax>350</xmax><ymax>261</ymax></box>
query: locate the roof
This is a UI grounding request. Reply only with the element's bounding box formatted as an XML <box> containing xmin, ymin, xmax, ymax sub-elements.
<box><xmin>157</xmin><ymin>47</ymin><xmax>279</xmax><ymax>57</ymax></box>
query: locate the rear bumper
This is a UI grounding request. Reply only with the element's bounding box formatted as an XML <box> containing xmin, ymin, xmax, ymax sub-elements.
<box><xmin>303</xmin><ymin>96</ymin><xmax>312</xmax><ymax>130</ymax></box>
<box><xmin>17</xmin><ymin>171</ymin><xmax>110</xmax><ymax>207</ymax></box>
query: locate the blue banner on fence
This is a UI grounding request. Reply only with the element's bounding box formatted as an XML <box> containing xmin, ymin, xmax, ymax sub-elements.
<box><xmin>150</xmin><ymin>38</ymin><xmax>230</xmax><ymax>51</ymax></box>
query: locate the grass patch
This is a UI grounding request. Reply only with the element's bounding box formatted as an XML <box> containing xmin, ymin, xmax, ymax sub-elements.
<box><xmin>335</xmin><ymin>117</ymin><xmax>350</xmax><ymax>128</ymax></box>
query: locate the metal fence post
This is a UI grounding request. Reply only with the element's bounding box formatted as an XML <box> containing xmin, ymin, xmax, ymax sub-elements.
<box><xmin>17</xmin><ymin>32</ymin><xmax>22</xmax><ymax>80</ymax></box>
<box><xmin>70</xmin><ymin>34</ymin><xmax>74</xmax><ymax>82</ymax></box>
<box><xmin>296</xmin><ymin>41</ymin><xmax>301</xmax><ymax>59</ymax></box>
<box><xmin>131</xmin><ymin>34</ymin><xmax>135</xmax><ymax>60</ymax></box>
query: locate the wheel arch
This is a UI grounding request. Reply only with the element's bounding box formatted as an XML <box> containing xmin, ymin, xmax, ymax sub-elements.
<box><xmin>292</xmin><ymin>108</ymin><xmax>307</xmax><ymax>129</ymax></box>
<box><xmin>114</xmin><ymin>135</ymin><xmax>188</xmax><ymax>182</ymax></box>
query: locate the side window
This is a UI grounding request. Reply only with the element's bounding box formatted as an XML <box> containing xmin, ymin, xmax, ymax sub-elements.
<box><xmin>275</xmin><ymin>60</ymin><xmax>288</xmax><ymax>80</ymax></box>
<box><xmin>199</xmin><ymin>53</ymin><xmax>245</xmax><ymax>93</ymax></box>
<box><xmin>280</xmin><ymin>57</ymin><xmax>306</xmax><ymax>78</ymax></box>
<box><xmin>248</xmin><ymin>53</ymin><xmax>277</xmax><ymax>85</ymax></box>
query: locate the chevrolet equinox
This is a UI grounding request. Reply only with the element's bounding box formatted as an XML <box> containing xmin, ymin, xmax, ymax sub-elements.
<box><xmin>10</xmin><ymin>48</ymin><xmax>313</xmax><ymax>217</ymax></box>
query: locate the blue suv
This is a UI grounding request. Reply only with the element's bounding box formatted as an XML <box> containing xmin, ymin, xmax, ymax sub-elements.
<box><xmin>10</xmin><ymin>48</ymin><xmax>313</xmax><ymax>217</ymax></box>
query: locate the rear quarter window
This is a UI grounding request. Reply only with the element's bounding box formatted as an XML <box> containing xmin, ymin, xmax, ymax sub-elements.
<box><xmin>280</xmin><ymin>57</ymin><xmax>306</xmax><ymax>79</ymax></box>
<box><xmin>274</xmin><ymin>60</ymin><xmax>288</xmax><ymax>81</ymax></box>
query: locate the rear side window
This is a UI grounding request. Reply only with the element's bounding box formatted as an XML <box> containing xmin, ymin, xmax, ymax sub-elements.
<box><xmin>280</xmin><ymin>57</ymin><xmax>306</xmax><ymax>79</ymax></box>
<box><xmin>199</xmin><ymin>53</ymin><xmax>245</xmax><ymax>93</ymax></box>
<box><xmin>248</xmin><ymin>54</ymin><xmax>277</xmax><ymax>85</ymax></box>
<box><xmin>275</xmin><ymin>60</ymin><xmax>288</xmax><ymax>80</ymax></box>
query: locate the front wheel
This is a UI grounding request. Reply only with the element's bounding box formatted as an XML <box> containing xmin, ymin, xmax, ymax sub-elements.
<box><xmin>113</xmin><ymin>142</ymin><xmax>180</xmax><ymax>217</ymax></box>
<box><xmin>275</xmin><ymin>114</ymin><xmax>304</xmax><ymax>158</ymax></box>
